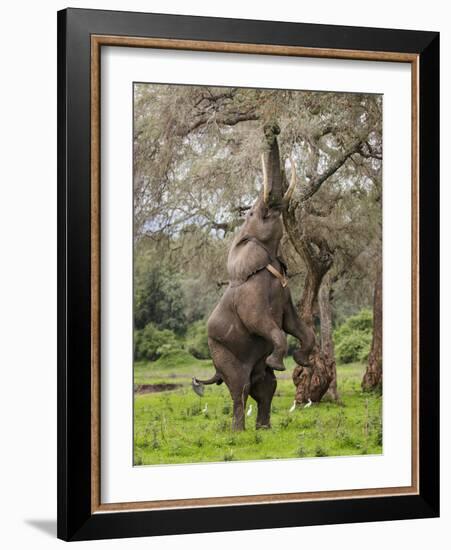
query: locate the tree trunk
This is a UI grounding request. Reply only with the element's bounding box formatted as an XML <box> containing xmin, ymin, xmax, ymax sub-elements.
<box><xmin>319</xmin><ymin>273</ymin><xmax>339</xmax><ymax>401</ymax></box>
<box><xmin>290</xmin><ymin>236</ymin><xmax>334</xmax><ymax>403</ymax></box>
<box><xmin>362</xmin><ymin>260</ymin><xmax>382</xmax><ymax>391</ymax></box>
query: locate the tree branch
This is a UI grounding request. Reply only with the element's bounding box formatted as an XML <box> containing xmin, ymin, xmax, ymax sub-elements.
<box><xmin>178</xmin><ymin>109</ymin><xmax>258</xmax><ymax>136</ymax></box>
<box><xmin>300</xmin><ymin>137</ymin><xmax>364</xmax><ymax>201</ymax></box>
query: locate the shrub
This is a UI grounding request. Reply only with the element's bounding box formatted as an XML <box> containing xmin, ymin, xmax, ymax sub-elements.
<box><xmin>186</xmin><ymin>320</ymin><xmax>210</xmax><ymax>359</ymax></box>
<box><xmin>134</xmin><ymin>323</ymin><xmax>181</xmax><ymax>361</ymax></box>
<box><xmin>335</xmin><ymin>331</ymin><xmax>372</xmax><ymax>364</ymax></box>
<box><xmin>334</xmin><ymin>309</ymin><xmax>373</xmax><ymax>364</ymax></box>
<box><xmin>155</xmin><ymin>349</ymin><xmax>199</xmax><ymax>369</ymax></box>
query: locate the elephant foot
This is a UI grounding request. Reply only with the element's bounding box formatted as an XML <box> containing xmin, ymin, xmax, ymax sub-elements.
<box><xmin>232</xmin><ymin>412</ymin><xmax>245</xmax><ymax>432</ymax></box>
<box><xmin>265</xmin><ymin>354</ymin><xmax>286</xmax><ymax>371</ymax></box>
<box><xmin>293</xmin><ymin>349</ymin><xmax>313</xmax><ymax>367</ymax></box>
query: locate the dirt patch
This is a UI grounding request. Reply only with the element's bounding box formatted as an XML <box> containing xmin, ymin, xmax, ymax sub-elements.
<box><xmin>135</xmin><ymin>383</ymin><xmax>182</xmax><ymax>394</ymax></box>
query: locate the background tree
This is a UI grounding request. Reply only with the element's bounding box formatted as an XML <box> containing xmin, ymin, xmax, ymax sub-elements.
<box><xmin>362</xmin><ymin>253</ymin><xmax>383</xmax><ymax>391</ymax></box>
<box><xmin>133</xmin><ymin>83</ymin><xmax>383</xmax><ymax>400</ymax></box>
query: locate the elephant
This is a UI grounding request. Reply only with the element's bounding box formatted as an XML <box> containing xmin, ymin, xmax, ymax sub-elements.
<box><xmin>192</xmin><ymin>124</ymin><xmax>315</xmax><ymax>431</ymax></box>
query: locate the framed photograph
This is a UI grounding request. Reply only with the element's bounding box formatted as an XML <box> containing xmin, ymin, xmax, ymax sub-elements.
<box><xmin>57</xmin><ymin>8</ymin><xmax>439</xmax><ymax>541</ymax></box>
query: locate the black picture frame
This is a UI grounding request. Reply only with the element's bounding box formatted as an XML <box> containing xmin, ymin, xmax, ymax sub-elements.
<box><xmin>57</xmin><ymin>7</ymin><xmax>439</xmax><ymax>541</ymax></box>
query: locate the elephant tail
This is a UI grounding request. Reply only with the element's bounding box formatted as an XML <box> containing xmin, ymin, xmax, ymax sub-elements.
<box><xmin>192</xmin><ymin>372</ymin><xmax>223</xmax><ymax>397</ymax></box>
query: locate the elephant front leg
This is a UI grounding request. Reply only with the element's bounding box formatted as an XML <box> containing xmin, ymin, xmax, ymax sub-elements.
<box><xmin>246</xmin><ymin>320</ymin><xmax>287</xmax><ymax>371</ymax></box>
<box><xmin>283</xmin><ymin>298</ymin><xmax>315</xmax><ymax>366</ymax></box>
<box><xmin>237</xmin><ymin>300</ymin><xmax>287</xmax><ymax>372</ymax></box>
<box><xmin>264</xmin><ymin>327</ymin><xmax>288</xmax><ymax>371</ymax></box>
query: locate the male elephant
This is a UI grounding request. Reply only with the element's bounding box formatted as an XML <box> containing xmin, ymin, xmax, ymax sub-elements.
<box><xmin>192</xmin><ymin>125</ymin><xmax>315</xmax><ymax>431</ymax></box>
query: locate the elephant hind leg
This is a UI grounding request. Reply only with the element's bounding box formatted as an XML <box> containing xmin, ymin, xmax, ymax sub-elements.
<box><xmin>208</xmin><ymin>337</ymin><xmax>252</xmax><ymax>431</ymax></box>
<box><xmin>231</xmin><ymin>387</ymin><xmax>250</xmax><ymax>431</ymax></box>
<box><xmin>250</xmin><ymin>366</ymin><xmax>277</xmax><ymax>429</ymax></box>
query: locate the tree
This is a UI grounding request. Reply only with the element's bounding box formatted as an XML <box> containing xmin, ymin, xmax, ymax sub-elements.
<box><xmin>319</xmin><ymin>273</ymin><xmax>339</xmax><ymax>400</ymax></box>
<box><xmin>134</xmin><ymin>253</ymin><xmax>187</xmax><ymax>334</ymax></box>
<box><xmin>362</xmin><ymin>257</ymin><xmax>383</xmax><ymax>390</ymax></box>
<box><xmin>283</xmin><ymin>95</ymin><xmax>382</xmax><ymax>402</ymax></box>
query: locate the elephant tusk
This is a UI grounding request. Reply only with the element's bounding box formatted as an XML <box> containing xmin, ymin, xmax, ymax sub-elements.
<box><xmin>261</xmin><ymin>153</ymin><xmax>270</xmax><ymax>205</ymax></box>
<box><xmin>282</xmin><ymin>155</ymin><xmax>297</xmax><ymax>204</ymax></box>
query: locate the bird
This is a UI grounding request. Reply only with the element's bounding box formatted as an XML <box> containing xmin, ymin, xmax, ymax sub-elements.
<box><xmin>246</xmin><ymin>404</ymin><xmax>253</xmax><ymax>417</ymax></box>
<box><xmin>289</xmin><ymin>400</ymin><xmax>297</xmax><ymax>413</ymax></box>
<box><xmin>304</xmin><ymin>398</ymin><xmax>312</xmax><ymax>409</ymax></box>
<box><xmin>202</xmin><ymin>403</ymin><xmax>208</xmax><ymax>414</ymax></box>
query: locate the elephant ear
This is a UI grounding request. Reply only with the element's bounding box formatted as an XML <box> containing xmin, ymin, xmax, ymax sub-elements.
<box><xmin>227</xmin><ymin>238</ymin><xmax>269</xmax><ymax>285</ymax></box>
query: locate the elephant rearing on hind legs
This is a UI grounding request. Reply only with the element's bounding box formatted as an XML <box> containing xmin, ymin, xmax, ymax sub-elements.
<box><xmin>192</xmin><ymin>124</ymin><xmax>315</xmax><ymax>431</ymax></box>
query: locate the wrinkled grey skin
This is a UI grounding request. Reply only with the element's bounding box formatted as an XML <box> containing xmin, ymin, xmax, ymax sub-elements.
<box><xmin>193</xmin><ymin>126</ymin><xmax>315</xmax><ymax>431</ymax></box>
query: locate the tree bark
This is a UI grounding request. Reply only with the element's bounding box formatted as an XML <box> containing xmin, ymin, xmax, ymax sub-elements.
<box><xmin>290</xmin><ymin>236</ymin><xmax>334</xmax><ymax>403</ymax></box>
<box><xmin>362</xmin><ymin>259</ymin><xmax>382</xmax><ymax>391</ymax></box>
<box><xmin>319</xmin><ymin>273</ymin><xmax>339</xmax><ymax>401</ymax></box>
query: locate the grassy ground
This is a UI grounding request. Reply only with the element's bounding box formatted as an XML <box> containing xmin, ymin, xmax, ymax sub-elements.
<box><xmin>134</xmin><ymin>353</ymin><xmax>382</xmax><ymax>465</ymax></box>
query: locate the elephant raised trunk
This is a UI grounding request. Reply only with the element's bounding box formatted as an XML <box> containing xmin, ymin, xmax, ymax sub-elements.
<box><xmin>261</xmin><ymin>122</ymin><xmax>283</xmax><ymax>207</ymax></box>
<box><xmin>262</xmin><ymin>153</ymin><xmax>297</xmax><ymax>208</ymax></box>
<box><xmin>261</xmin><ymin>123</ymin><xmax>297</xmax><ymax>208</ymax></box>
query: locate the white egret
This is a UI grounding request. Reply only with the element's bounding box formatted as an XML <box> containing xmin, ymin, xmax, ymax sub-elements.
<box><xmin>289</xmin><ymin>400</ymin><xmax>297</xmax><ymax>413</ymax></box>
<box><xmin>202</xmin><ymin>403</ymin><xmax>208</xmax><ymax>414</ymax></box>
<box><xmin>246</xmin><ymin>404</ymin><xmax>253</xmax><ymax>417</ymax></box>
<box><xmin>304</xmin><ymin>398</ymin><xmax>312</xmax><ymax>409</ymax></box>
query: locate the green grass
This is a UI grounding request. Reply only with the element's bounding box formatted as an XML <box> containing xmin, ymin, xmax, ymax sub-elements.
<box><xmin>134</xmin><ymin>353</ymin><xmax>382</xmax><ymax>465</ymax></box>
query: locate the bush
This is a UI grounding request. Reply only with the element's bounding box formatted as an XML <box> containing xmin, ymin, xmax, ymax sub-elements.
<box><xmin>153</xmin><ymin>349</ymin><xmax>197</xmax><ymax>369</ymax></box>
<box><xmin>134</xmin><ymin>323</ymin><xmax>182</xmax><ymax>361</ymax></box>
<box><xmin>342</xmin><ymin>308</ymin><xmax>373</xmax><ymax>332</ymax></box>
<box><xmin>335</xmin><ymin>331</ymin><xmax>372</xmax><ymax>363</ymax></box>
<box><xmin>134</xmin><ymin>264</ymin><xmax>187</xmax><ymax>334</ymax></box>
<box><xmin>334</xmin><ymin>309</ymin><xmax>373</xmax><ymax>364</ymax></box>
<box><xmin>186</xmin><ymin>320</ymin><xmax>210</xmax><ymax>359</ymax></box>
